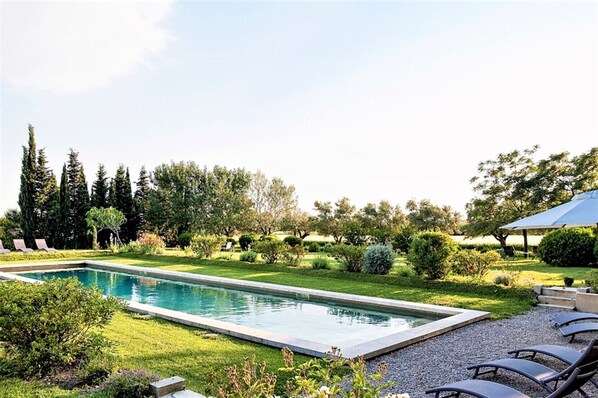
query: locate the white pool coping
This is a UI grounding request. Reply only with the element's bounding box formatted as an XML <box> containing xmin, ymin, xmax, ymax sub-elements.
<box><xmin>0</xmin><ymin>260</ymin><xmax>490</xmax><ymax>359</ymax></box>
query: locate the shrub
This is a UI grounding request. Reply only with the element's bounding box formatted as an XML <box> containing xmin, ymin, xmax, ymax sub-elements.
<box><xmin>77</xmin><ymin>354</ymin><xmax>117</xmax><ymax>386</ymax></box>
<box><xmin>407</xmin><ymin>231</ymin><xmax>457</xmax><ymax>280</ymax></box>
<box><xmin>259</xmin><ymin>235</ymin><xmax>279</xmax><ymax>242</ymax></box>
<box><xmin>391</xmin><ymin>224</ymin><xmax>416</xmax><ymax>254</ymax></box>
<box><xmin>323</xmin><ymin>242</ymin><xmax>333</xmax><ymax>252</ymax></box>
<box><xmin>311</xmin><ymin>256</ymin><xmax>330</xmax><ymax>270</ymax></box>
<box><xmin>283</xmin><ymin>245</ymin><xmax>305</xmax><ymax>267</ymax></box>
<box><xmin>136</xmin><ymin>232</ymin><xmax>165</xmax><ymax>254</ymax></box>
<box><xmin>307</xmin><ymin>242</ymin><xmax>320</xmax><ymax>252</ymax></box>
<box><xmin>331</xmin><ymin>244</ymin><xmax>366</xmax><ymax>272</ymax></box>
<box><xmin>239</xmin><ymin>250</ymin><xmax>258</xmax><ymax>263</ymax></box>
<box><xmin>0</xmin><ymin>278</ymin><xmax>123</xmax><ymax>377</ymax></box>
<box><xmin>178</xmin><ymin>232</ymin><xmax>194</xmax><ymax>248</ymax></box>
<box><xmin>585</xmin><ymin>269</ymin><xmax>598</xmax><ymax>292</ymax></box>
<box><xmin>189</xmin><ymin>234</ymin><xmax>226</xmax><ymax>258</ymax></box>
<box><xmin>363</xmin><ymin>244</ymin><xmax>395</xmax><ymax>275</ymax></box>
<box><xmin>239</xmin><ymin>234</ymin><xmax>257</xmax><ymax>251</ymax></box>
<box><xmin>538</xmin><ymin>228</ymin><xmax>596</xmax><ymax>267</ymax></box>
<box><xmin>564</xmin><ymin>277</ymin><xmax>574</xmax><ymax>287</ymax></box>
<box><xmin>283</xmin><ymin>235</ymin><xmax>303</xmax><ymax>247</ymax></box>
<box><xmin>255</xmin><ymin>240</ymin><xmax>287</xmax><ymax>264</ymax></box>
<box><xmin>451</xmin><ymin>249</ymin><xmax>501</xmax><ymax>279</ymax></box>
<box><xmin>395</xmin><ymin>265</ymin><xmax>416</xmax><ymax>278</ymax></box>
<box><xmin>493</xmin><ymin>270</ymin><xmax>519</xmax><ymax>286</ymax></box>
<box><xmin>217</xmin><ymin>356</ymin><xmax>277</xmax><ymax>398</ymax></box>
<box><xmin>103</xmin><ymin>369</ymin><xmax>160</xmax><ymax>398</ymax></box>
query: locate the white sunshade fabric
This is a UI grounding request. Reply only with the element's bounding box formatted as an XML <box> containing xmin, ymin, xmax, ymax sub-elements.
<box><xmin>500</xmin><ymin>189</ymin><xmax>598</xmax><ymax>230</ymax></box>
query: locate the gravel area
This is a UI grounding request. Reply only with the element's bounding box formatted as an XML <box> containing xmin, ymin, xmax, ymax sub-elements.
<box><xmin>368</xmin><ymin>306</ymin><xmax>597</xmax><ymax>398</ymax></box>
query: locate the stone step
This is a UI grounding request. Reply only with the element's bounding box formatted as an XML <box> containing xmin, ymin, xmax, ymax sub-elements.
<box><xmin>537</xmin><ymin>295</ymin><xmax>576</xmax><ymax>309</ymax></box>
<box><xmin>537</xmin><ymin>303</ymin><xmax>577</xmax><ymax>310</ymax></box>
<box><xmin>541</xmin><ymin>287</ymin><xmax>578</xmax><ymax>299</ymax></box>
<box><xmin>163</xmin><ymin>391</ymin><xmax>206</xmax><ymax>398</ymax></box>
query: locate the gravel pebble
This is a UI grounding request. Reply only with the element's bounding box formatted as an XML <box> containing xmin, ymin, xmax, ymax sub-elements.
<box><xmin>368</xmin><ymin>306</ymin><xmax>597</xmax><ymax>398</ymax></box>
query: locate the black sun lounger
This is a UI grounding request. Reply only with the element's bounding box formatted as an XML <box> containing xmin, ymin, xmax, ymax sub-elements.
<box><xmin>467</xmin><ymin>339</ymin><xmax>598</xmax><ymax>393</ymax></box>
<box><xmin>426</xmin><ymin>367</ymin><xmax>596</xmax><ymax>398</ymax></box>
<box><xmin>553</xmin><ymin>312</ymin><xmax>598</xmax><ymax>327</ymax></box>
<box><xmin>560</xmin><ymin>323</ymin><xmax>598</xmax><ymax>343</ymax></box>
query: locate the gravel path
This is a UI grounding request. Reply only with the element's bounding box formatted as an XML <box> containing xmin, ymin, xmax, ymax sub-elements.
<box><xmin>368</xmin><ymin>306</ymin><xmax>597</xmax><ymax>398</ymax></box>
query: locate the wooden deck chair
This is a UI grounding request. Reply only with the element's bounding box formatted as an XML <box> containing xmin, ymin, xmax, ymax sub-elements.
<box><xmin>13</xmin><ymin>239</ymin><xmax>33</xmax><ymax>253</ymax></box>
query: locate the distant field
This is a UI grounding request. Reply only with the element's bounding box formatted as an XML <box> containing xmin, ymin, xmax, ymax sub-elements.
<box><xmin>451</xmin><ymin>235</ymin><xmax>544</xmax><ymax>246</ymax></box>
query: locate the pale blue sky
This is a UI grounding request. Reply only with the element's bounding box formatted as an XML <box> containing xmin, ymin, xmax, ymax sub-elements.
<box><xmin>1</xmin><ymin>1</ymin><xmax>597</xmax><ymax>215</ymax></box>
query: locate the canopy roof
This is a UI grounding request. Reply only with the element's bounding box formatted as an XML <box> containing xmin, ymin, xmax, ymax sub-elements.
<box><xmin>500</xmin><ymin>189</ymin><xmax>598</xmax><ymax>230</ymax></box>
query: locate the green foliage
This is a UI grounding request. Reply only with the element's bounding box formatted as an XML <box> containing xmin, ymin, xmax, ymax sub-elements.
<box><xmin>0</xmin><ymin>209</ymin><xmax>22</xmax><ymax>248</ymax></box>
<box><xmin>67</xmin><ymin>149</ymin><xmax>91</xmax><ymax>249</ymax></box>
<box><xmin>391</xmin><ymin>224</ymin><xmax>416</xmax><ymax>254</ymax></box>
<box><xmin>77</xmin><ymin>354</ymin><xmax>117</xmax><ymax>386</ymax></box>
<box><xmin>307</xmin><ymin>242</ymin><xmax>320</xmax><ymax>252</ymax></box>
<box><xmin>331</xmin><ymin>244</ymin><xmax>366</xmax><ymax>272</ymax></box>
<box><xmin>363</xmin><ymin>244</ymin><xmax>395</xmax><ymax>275</ymax></box>
<box><xmin>313</xmin><ymin>197</ymin><xmax>356</xmax><ymax>244</ymax></box>
<box><xmin>451</xmin><ymin>249</ymin><xmax>501</xmax><ymax>279</ymax></box>
<box><xmin>86</xmin><ymin>207</ymin><xmax>127</xmax><ymax>247</ymax></box>
<box><xmin>249</xmin><ymin>170</ymin><xmax>298</xmax><ymax>236</ymax></box>
<box><xmin>239</xmin><ymin>234</ymin><xmax>257</xmax><ymax>251</ymax></box>
<box><xmin>311</xmin><ymin>256</ymin><xmax>330</xmax><ymax>270</ymax></box>
<box><xmin>281</xmin><ymin>348</ymin><xmax>395</xmax><ymax>398</ymax></box>
<box><xmin>110</xmin><ymin>165</ymin><xmax>136</xmax><ymax>243</ymax></box>
<box><xmin>103</xmin><ymin>369</ymin><xmax>160</xmax><ymax>398</ymax></box>
<box><xmin>493</xmin><ymin>270</ymin><xmax>519</xmax><ymax>286</ymax></box>
<box><xmin>259</xmin><ymin>235</ymin><xmax>279</xmax><ymax>242</ymax></box>
<box><xmin>406</xmin><ymin>199</ymin><xmax>462</xmax><ymax>234</ymax></box>
<box><xmin>343</xmin><ymin>219</ymin><xmax>368</xmax><ymax>246</ymax></box>
<box><xmin>357</xmin><ymin>200</ymin><xmax>407</xmax><ymax>245</ymax></box>
<box><xmin>0</xmin><ymin>278</ymin><xmax>123</xmax><ymax>377</ymax></box>
<box><xmin>255</xmin><ymin>240</ymin><xmax>286</xmax><ymax>264</ymax></box>
<box><xmin>190</xmin><ymin>235</ymin><xmax>226</xmax><ymax>258</ymax></box>
<box><xmin>216</xmin><ymin>356</ymin><xmax>277</xmax><ymax>398</ymax></box>
<box><xmin>178</xmin><ymin>232</ymin><xmax>194</xmax><ymax>248</ymax></box>
<box><xmin>407</xmin><ymin>231</ymin><xmax>457</xmax><ymax>280</ymax></box>
<box><xmin>239</xmin><ymin>250</ymin><xmax>258</xmax><ymax>263</ymax></box>
<box><xmin>136</xmin><ymin>232</ymin><xmax>165</xmax><ymax>254</ymax></box>
<box><xmin>585</xmin><ymin>269</ymin><xmax>598</xmax><ymax>292</ymax></box>
<box><xmin>538</xmin><ymin>228</ymin><xmax>596</xmax><ymax>267</ymax></box>
<box><xmin>323</xmin><ymin>242</ymin><xmax>333</xmax><ymax>252</ymax></box>
<box><xmin>283</xmin><ymin>235</ymin><xmax>303</xmax><ymax>247</ymax></box>
<box><xmin>395</xmin><ymin>265</ymin><xmax>416</xmax><ymax>278</ymax></box>
<box><xmin>283</xmin><ymin>244</ymin><xmax>305</xmax><ymax>267</ymax></box>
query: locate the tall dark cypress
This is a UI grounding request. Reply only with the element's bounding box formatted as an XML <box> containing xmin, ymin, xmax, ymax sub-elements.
<box><xmin>66</xmin><ymin>149</ymin><xmax>90</xmax><ymax>248</ymax></box>
<box><xmin>133</xmin><ymin>166</ymin><xmax>150</xmax><ymax>234</ymax></box>
<box><xmin>91</xmin><ymin>164</ymin><xmax>110</xmax><ymax>208</ymax></box>
<box><xmin>35</xmin><ymin>149</ymin><xmax>59</xmax><ymax>243</ymax></box>
<box><xmin>57</xmin><ymin>164</ymin><xmax>71</xmax><ymax>248</ymax></box>
<box><xmin>18</xmin><ymin>124</ymin><xmax>38</xmax><ymax>245</ymax></box>
<box><xmin>110</xmin><ymin>165</ymin><xmax>134</xmax><ymax>242</ymax></box>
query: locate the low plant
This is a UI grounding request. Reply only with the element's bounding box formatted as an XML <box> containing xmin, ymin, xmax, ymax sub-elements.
<box><xmin>178</xmin><ymin>232</ymin><xmax>194</xmax><ymax>248</ymax></box>
<box><xmin>363</xmin><ymin>244</ymin><xmax>395</xmax><ymax>275</ymax></box>
<box><xmin>189</xmin><ymin>234</ymin><xmax>226</xmax><ymax>258</ymax></box>
<box><xmin>564</xmin><ymin>277</ymin><xmax>575</xmax><ymax>287</ymax></box>
<box><xmin>255</xmin><ymin>240</ymin><xmax>287</xmax><ymax>264</ymax></box>
<box><xmin>308</xmin><ymin>242</ymin><xmax>321</xmax><ymax>252</ymax></box>
<box><xmin>102</xmin><ymin>368</ymin><xmax>160</xmax><ymax>398</ymax></box>
<box><xmin>283</xmin><ymin>235</ymin><xmax>303</xmax><ymax>247</ymax></box>
<box><xmin>311</xmin><ymin>256</ymin><xmax>331</xmax><ymax>270</ymax></box>
<box><xmin>331</xmin><ymin>244</ymin><xmax>366</xmax><ymax>273</ymax></box>
<box><xmin>136</xmin><ymin>232</ymin><xmax>166</xmax><ymax>254</ymax></box>
<box><xmin>323</xmin><ymin>243</ymin><xmax>333</xmax><ymax>252</ymax></box>
<box><xmin>0</xmin><ymin>278</ymin><xmax>123</xmax><ymax>377</ymax></box>
<box><xmin>216</xmin><ymin>356</ymin><xmax>277</xmax><ymax>398</ymax></box>
<box><xmin>407</xmin><ymin>232</ymin><xmax>457</xmax><ymax>280</ymax></box>
<box><xmin>451</xmin><ymin>249</ymin><xmax>501</xmax><ymax>279</ymax></box>
<box><xmin>239</xmin><ymin>250</ymin><xmax>258</xmax><ymax>263</ymax></box>
<box><xmin>283</xmin><ymin>244</ymin><xmax>305</xmax><ymax>267</ymax></box>
<box><xmin>239</xmin><ymin>234</ymin><xmax>257</xmax><ymax>251</ymax></box>
<box><xmin>493</xmin><ymin>270</ymin><xmax>519</xmax><ymax>286</ymax></box>
<box><xmin>395</xmin><ymin>265</ymin><xmax>416</xmax><ymax>278</ymax></box>
<box><xmin>77</xmin><ymin>353</ymin><xmax>117</xmax><ymax>386</ymax></box>
<box><xmin>538</xmin><ymin>228</ymin><xmax>596</xmax><ymax>267</ymax></box>
<box><xmin>585</xmin><ymin>269</ymin><xmax>598</xmax><ymax>292</ymax></box>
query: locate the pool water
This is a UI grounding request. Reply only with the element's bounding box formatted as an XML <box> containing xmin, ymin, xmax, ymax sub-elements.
<box><xmin>21</xmin><ymin>268</ymin><xmax>441</xmax><ymax>347</ymax></box>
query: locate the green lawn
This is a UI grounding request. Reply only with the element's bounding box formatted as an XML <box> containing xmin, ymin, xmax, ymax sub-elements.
<box><xmin>0</xmin><ymin>249</ymin><xmax>593</xmax><ymax>397</ymax></box>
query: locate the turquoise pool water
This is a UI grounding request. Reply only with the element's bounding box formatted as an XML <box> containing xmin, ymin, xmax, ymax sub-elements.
<box><xmin>20</xmin><ymin>268</ymin><xmax>441</xmax><ymax>347</ymax></box>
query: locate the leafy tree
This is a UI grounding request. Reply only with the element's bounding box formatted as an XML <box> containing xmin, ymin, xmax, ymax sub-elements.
<box><xmin>281</xmin><ymin>209</ymin><xmax>316</xmax><ymax>239</ymax></box>
<box><xmin>357</xmin><ymin>200</ymin><xmax>406</xmax><ymax>244</ymax></box>
<box><xmin>406</xmin><ymin>199</ymin><xmax>462</xmax><ymax>234</ymax></box>
<box><xmin>313</xmin><ymin>197</ymin><xmax>355</xmax><ymax>243</ymax></box>
<box><xmin>248</xmin><ymin>171</ymin><xmax>298</xmax><ymax>235</ymax></box>
<box><xmin>67</xmin><ymin>149</ymin><xmax>91</xmax><ymax>248</ymax></box>
<box><xmin>110</xmin><ymin>165</ymin><xmax>135</xmax><ymax>242</ymax></box>
<box><xmin>0</xmin><ymin>209</ymin><xmax>23</xmax><ymax>248</ymax></box>
<box><xmin>18</xmin><ymin>124</ymin><xmax>38</xmax><ymax>245</ymax></box>
<box><xmin>133</xmin><ymin>166</ymin><xmax>150</xmax><ymax>234</ymax></box>
<box><xmin>86</xmin><ymin>207</ymin><xmax>127</xmax><ymax>247</ymax></box>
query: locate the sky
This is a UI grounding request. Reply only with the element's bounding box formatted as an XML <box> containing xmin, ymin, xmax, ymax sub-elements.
<box><xmin>1</xmin><ymin>1</ymin><xmax>597</xmax><ymax>216</ymax></box>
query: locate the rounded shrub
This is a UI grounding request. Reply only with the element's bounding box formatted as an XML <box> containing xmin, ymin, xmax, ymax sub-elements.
<box><xmin>538</xmin><ymin>228</ymin><xmax>596</xmax><ymax>267</ymax></box>
<box><xmin>239</xmin><ymin>234</ymin><xmax>256</xmax><ymax>251</ymax></box>
<box><xmin>136</xmin><ymin>232</ymin><xmax>165</xmax><ymax>254</ymax></box>
<box><xmin>407</xmin><ymin>231</ymin><xmax>457</xmax><ymax>280</ymax></box>
<box><xmin>363</xmin><ymin>244</ymin><xmax>395</xmax><ymax>275</ymax></box>
<box><xmin>189</xmin><ymin>235</ymin><xmax>226</xmax><ymax>258</ymax></box>
<box><xmin>330</xmin><ymin>244</ymin><xmax>366</xmax><ymax>273</ymax></box>
<box><xmin>307</xmin><ymin>242</ymin><xmax>320</xmax><ymax>252</ymax></box>
<box><xmin>311</xmin><ymin>256</ymin><xmax>330</xmax><ymax>270</ymax></box>
<box><xmin>283</xmin><ymin>235</ymin><xmax>303</xmax><ymax>247</ymax></box>
<box><xmin>255</xmin><ymin>240</ymin><xmax>286</xmax><ymax>264</ymax></box>
<box><xmin>391</xmin><ymin>224</ymin><xmax>416</xmax><ymax>254</ymax></box>
<box><xmin>323</xmin><ymin>243</ymin><xmax>333</xmax><ymax>252</ymax></box>
<box><xmin>451</xmin><ymin>249</ymin><xmax>501</xmax><ymax>279</ymax></box>
<box><xmin>178</xmin><ymin>232</ymin><xmax>194</xmax><ymax>248</ymax></box>
<box><xmin>239</xmin><ymin>250</ymin><xmax>258</xmax><ymax>263</ymax></box>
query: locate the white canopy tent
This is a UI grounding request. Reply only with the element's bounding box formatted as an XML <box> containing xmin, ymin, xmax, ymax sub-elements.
<box><xmin>500</xmin><ymin>189</ymin><xmax>598</xmax><ymax>254</ymax></box>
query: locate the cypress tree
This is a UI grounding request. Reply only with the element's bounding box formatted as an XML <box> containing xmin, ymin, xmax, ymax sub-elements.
<box><xmin>57</xmin><ymin>164</ymin><xmax>71</xmax><ymax>248</ymax></box>
<box><xmin>91</xmin><ymin>164</ymin><xmax>110</xmax><ymax>208</ymax></box>
<box><xmin>133</xmin><ymin>166</ymin><xmax>150</xmax><ymax>234</ymax></box>
<box><xmin>35</xmin><ymin>149</ymin><xmax>59</xmax><ymax>243</ymax></box>
<box><xmin>66</xmin><ymin>149</ymin><xmax>90</xmax><ymax>249</ymax></box>
<box><xmin>110</xmin><ymin>165</ymin><xmax>134</xmax><ymax>242</ymax></box>
<box><xmin>18</xmin><ymin>124</ymin><xmax>38</xmax><ymax>245</ymax></box>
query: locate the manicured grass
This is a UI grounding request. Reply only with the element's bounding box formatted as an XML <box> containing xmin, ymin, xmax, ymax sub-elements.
<box><xmin>486</xmin><ymin>257</ymin><xmax>593</xmax><ymax>287</ymax></box>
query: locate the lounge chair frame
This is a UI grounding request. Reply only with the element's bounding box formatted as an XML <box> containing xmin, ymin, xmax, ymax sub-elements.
<box><xmin>553</xmin><ymin>312</ymin><xmax>598</xmax><ymax>328</ymax></box>
<box><xmin>13</xmin><ymin>239</ymin><xmax>33</xmax><ymax>253</ymax></box>
<box><xmin>560</xmin><ymin>323</ymin><xmax>598</xmax><ymax>343</ymax></box>
<box><xmin>35</xmin><ymin>238</ymin><xmax>56</xmax><ymax>252</ymax></box>
<box><xmin>0</xmin><ymin>239</ymin><xmax>10</xmax><ymax>254</ymax></box>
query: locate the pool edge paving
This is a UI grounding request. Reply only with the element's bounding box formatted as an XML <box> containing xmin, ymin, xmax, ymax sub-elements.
<box><xmin>0</xmin><ymin>260</ymin><xmax>490</xmax><ymax>359</ymax></box>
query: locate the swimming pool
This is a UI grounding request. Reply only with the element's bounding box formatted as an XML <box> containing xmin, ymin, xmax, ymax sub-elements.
<box><xmin>0</xmin><ymin>261</ymin><xmax>489</xmax><ymax>358</ymax></box>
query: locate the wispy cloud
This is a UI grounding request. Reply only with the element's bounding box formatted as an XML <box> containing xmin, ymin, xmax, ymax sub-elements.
<box><xmin>1</xmin><ymin>1</ymin><xmax>174</xmax><ymax>94</ymax></box>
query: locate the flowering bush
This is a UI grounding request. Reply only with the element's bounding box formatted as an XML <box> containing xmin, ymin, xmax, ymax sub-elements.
<box><xmin>137</xmin><ymin>232</ymin><xmax>166</xmax><ymax>254</ymax></box>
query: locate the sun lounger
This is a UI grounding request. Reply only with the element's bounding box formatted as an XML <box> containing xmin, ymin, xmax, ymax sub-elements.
<box><xmin>467</xmin><ymin>339</ymin><xmax>598</xmax><ymax>393</ymax></box>
<box><xmin>0</xmin><ymin>239</ymin><xmax>10</xmax><ymax>254</ymax></box>
<box><xmin>560</xmin><ymin>323</ymin><xmax>598</xmax><ymax>343</ymax></box>
<box><xmin>35</xmin><ymin>238</ymin><xmax>56</xmax><ymax>252</ymax></box>
<box><xmin>553</xmin><ymin>312</ymin><xmax>598</xmax><ymax>327</ymax></box>
<box><xmin>221</xmin><ymin>241</ymin><xmax>232</xmax><ymax>251</ymax></box>
<box><xmin>426</xmin><ymin>367</ymin><xmax>596</xmax><ymax>398</ymax></box>
<box><xmin>13</xmin><ymin>239</ymin><xmax>33</xmax><ymax>253</ymax></box>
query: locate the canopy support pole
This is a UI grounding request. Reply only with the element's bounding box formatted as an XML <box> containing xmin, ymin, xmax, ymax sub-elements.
<box><xmin>523</xmin><ymin>229</ymin><xmax>528</xmax><ymax>258</ymax></box>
